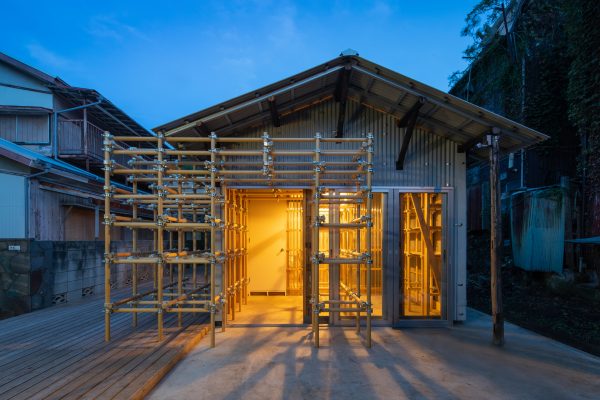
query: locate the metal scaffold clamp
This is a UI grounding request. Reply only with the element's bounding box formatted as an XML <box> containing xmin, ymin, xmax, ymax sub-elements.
<box><xmin>103</xmin><ymin>214</ymin><xmax>115</xmax><ymax>226</ymax></box>
<box><xmin>102</xmin><ymin>159</ymin><xmax>115</xmax><ymax>173</ymax></box>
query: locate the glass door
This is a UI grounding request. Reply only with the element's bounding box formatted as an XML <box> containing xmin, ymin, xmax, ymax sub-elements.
<box><xmin>400</xmin><ymin>193</ymin><xmax>446</xmax><ymax>319</ymax></box>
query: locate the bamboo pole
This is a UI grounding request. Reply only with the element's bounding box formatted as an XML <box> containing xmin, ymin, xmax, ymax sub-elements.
<box><xmin>177</xmin><ymin>150</ymin><xmax>184</xmax><ymax>327</ymax></box>
<box><xmin>312</xmin><ymin>133</ymin><xmax>321</xmax><ymax>348</ymax></box>
<box><xmin>210</xmin><ymin>132</ymin><xmax>217</xmax><ymax>348</ymax></box>
<box><xmin>103</xmin><ymin>132</ymin><xmax>112</xmax><ymax>342</ymax></box>
<box><xmin>366</xmin><ymin>133</ymin><xmax>373</xmax><ymax>348</ymax></box>
<box><xmin>157</xmin><ymin>133</ymin><xmax>165</xmax><ymax>340</ymax></box>
<box><xmin>132</xmin><ymin>180</ymin><xmax>138</xmax><ymax>327</ymax></box>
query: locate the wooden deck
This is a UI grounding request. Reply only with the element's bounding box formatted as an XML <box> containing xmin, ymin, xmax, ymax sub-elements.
<box><xmin>0</xmin><ymin>290</ymin><xmax>209</xmax><ymax>400</ymax></box>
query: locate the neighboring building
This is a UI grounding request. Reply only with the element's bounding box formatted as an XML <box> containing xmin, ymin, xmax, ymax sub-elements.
<box><xmin>0</xmin><ymin>52</ymin><xmax>153</xmax><ymax>318</ymax></box>
<box><xmin>449</xmin><ymin>0</ymin><xmax>591</xmax><ymax>274</ymax></box>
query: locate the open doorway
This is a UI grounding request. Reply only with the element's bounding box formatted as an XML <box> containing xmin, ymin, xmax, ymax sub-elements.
<box><xmin>226</xmin><ymin>189</ymin><xmax>304</xmax><ymax>325</ymax></box>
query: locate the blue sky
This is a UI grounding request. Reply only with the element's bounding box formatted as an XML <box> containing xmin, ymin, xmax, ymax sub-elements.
<box><xmin>2</xmin><ymin>0</ymin><xmax>478</xmax><ymax>129</ymax></box>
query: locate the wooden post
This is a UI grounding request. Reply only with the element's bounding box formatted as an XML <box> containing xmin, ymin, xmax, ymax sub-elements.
<box><xmin>488</xmin><ymin>131</ymin><xmax>504</xmax><ymax>346</ymax></box>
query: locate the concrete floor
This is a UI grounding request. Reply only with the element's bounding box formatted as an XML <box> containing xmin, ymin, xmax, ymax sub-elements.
<box><xmin>150</xmin><ymin>309</ymin><xmax>600</xmax><ymax>400</ymax></box>
<box><xmin>229</xmin><ymin>295</ymin><xmax>304</xmax><ymax>325</ymax></box>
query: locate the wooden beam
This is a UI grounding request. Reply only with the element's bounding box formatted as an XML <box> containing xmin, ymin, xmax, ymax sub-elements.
<box><xmin>348</xmin><ymin>77</ymin><xmax>375</xmax><ymax>123</ymax></box>
<box><xmin>397</xmin><ymin>97</ymin><xmax>425</xmax><ymax>128</ymax></box>
<box><xmin>216</xmin><ymin>85</ymin><xmax>336</xmax><ymax>136</ymax></box>
<box><xmin>395</xmin><ymin>110</ymin><xmax>419</xmax><ymax>170</ymax></box>
<box><xmin>268</xmin><ymin>96</ymin><xmax>281</xmax><ymax>127</ymax></box>
<box><xmin>334</xmin><ymin>65</ymin><xmax>352</xmax><ymax>138</ymax></box>
<box><xmin>349</xmin><ymin>87</ymin><xmax>473</xmax><ymax>142</ymax></box>
<box><xmin>488</xmin><ymin>131</ymin><xmax>504</xmax><ymax>346</ymax></box>
<box><xmin>192</xmin><ymin>121</ymin><xmax>211</xmax><ymax>136</ymax></box>
<box><xmin>395</xmin><ymin>98</ymin><xmax>424</xmax><ymax>170</ymax></box>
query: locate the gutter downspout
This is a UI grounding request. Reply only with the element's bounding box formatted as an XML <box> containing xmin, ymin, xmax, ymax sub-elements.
<box><xmin>25</xmin><ymin>166</ymin><xmax>51</xmax><ymax>239</ymax></box>
<box><xmin>53</xmin><ymin>97</ymin><xmax>103</xmax><ymax>159</ymax></box>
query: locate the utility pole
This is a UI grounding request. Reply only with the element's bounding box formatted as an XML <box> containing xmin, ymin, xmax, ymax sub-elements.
<box><xmin>489</xmin><ymin>129</ymin><xmax>504</xmax><ymax>346</ymax></box>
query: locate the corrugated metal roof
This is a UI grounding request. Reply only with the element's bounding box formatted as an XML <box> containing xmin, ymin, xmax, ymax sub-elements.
<box><xmin>0</xmin><ymin>51</ymin><xmax>152</xmax><ymax>139</ymax></box>
<box><xmin>50</xmin><ymin>86</ymin><xmax>153</xmax><ymax>138</ymax></box>
<box><xmin>0</xmin><ymin>137</ymin><xmax>132</xmax><ymax>191</ymax></box>
<box><xmin>154</xmin><ymin>54</ymin><xmax>549</xmax><ymax>157</ymax></box>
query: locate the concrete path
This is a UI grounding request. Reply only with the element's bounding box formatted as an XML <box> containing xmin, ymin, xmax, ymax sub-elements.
<box><xmin>150</xmin><ymin>309</ymin><xmax>600</xmax><ymax>399</ymax></box>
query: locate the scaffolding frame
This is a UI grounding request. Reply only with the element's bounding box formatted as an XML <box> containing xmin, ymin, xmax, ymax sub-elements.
<box><xmin>102</xmin><ymin>131</ymin><xmax>374</xmax><ymax>348</ymax></box>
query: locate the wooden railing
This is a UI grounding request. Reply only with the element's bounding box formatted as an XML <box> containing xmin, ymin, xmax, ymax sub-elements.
<box><xmin>57</xmin><ymin>120</ymin><xmax>130</xmax><ymax>166</ymax></box>
<box><xmin>58</xmin><ymin>119</ymin><xmax>104</xmax><ymax>160</ymax></box>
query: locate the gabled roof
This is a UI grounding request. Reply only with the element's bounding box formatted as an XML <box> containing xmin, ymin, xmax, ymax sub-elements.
<box><xmin>51</xmin><ymin>85</ymin><xmax>152</xmax><ymax>137</ymax></box>
<box><xmin>0</xmin><ymin>52</ymin><xmax>68</xmax><ymax>87</ymax></box>
<box><xmin>154</xmin><ymin>53</ymin><xmax>549</xmax><ymax>156</ymax></box>
<box><xmin>0</xmin><ymin>51</ymin><xmax>152</xmax><ymax>137</ymax></box>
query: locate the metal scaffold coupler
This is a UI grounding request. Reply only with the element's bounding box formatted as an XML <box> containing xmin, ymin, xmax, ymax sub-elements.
<box><xmin>103</xmin><ymin>252</ymin><xmax>113</xmax><ymax>263</ymax></box>
<box><xmin>103</xmin><ymin>215</ymin><xmax>115</xmax><ymax>226</ymax></box>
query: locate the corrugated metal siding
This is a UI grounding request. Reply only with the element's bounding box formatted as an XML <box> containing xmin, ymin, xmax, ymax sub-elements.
<box><xmin>0</xmin><ymin>115</ymin><xmax>17</xmax><ymax>141</ymax></box>
<box><xmin>0</xmin><ymin>173</ymin><xmax>26</xmax><ymax>238</ymax></box>
<box><xmin>17</xmin><ymin>114</ymin><xmax>49</xmax><ymax>143</ymax></box>
<box><xmin>0</xmin><ymin>114</ymin><xmax>49</xmax><ymax>144</ymax></box>
<box><xmin>511</xmin><ymin>187</ymin><xmax>566</xmax><ymax>273</ymax></box>
<box><xmin>225</xmin><ymin>98</ymin><xmax>459</xmax><ymax>188</ymax></box>
<box><xmin>221</xmin><ymin>97</ymin><xmax>467</xmax><ymax>321</ymax></box>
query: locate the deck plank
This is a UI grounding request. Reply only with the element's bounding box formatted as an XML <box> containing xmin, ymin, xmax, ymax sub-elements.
<box><xmin>0</xmin><ymin>290</ymin><xmax>209</xmax><ymax>400</ymax></box>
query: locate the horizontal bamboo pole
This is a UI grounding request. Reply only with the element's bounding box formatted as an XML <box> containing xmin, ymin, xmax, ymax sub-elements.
<box><xmin>112</xmin><ymin>169</ymin><xmax>159</xmax><ymax>175</ymax></box>
<box><xmin>165</xmin><ymin>150</ymin><xmax>211</xmax><ymax>156</ymax></box>
<box><xmin>319</xmin><ymin>223</ymin><xmax>366</xmax><ymax>229</ymax></box>
<box><xmin>322</xmin><ymin>300</ymin><xmax>358</xmax><ymax>304</ymax></box>
<box><xmin>112</xmin><ymin>136</ymin><xmax>159</xmax><ymax>142</ymax></box>
<box><xmin>319</xmin><ymin>258</ymin><xmax>364</xmax><ymax>264</ymax></box>
<box><xmin>162</xmin><ymin>284</ymin><xmax>210</xmax><ymax>309</ymax></box>
<box><xmin>164</xmin><ymin>256</ymin><xmax>211</xmax><ymax>264</ymax></box>
<box><xmin>113</xmin><ymin>149</ymin><xmax>157</xmax><ymax>155</ymax></box>
<box><xmin>111</xmin><ymin>280</ymin><xmax>183</xmax><ymax>307</ymax></box>
<box><xmin>321</xmin><ymin>308</ymin><xmax>363</xmax><ymax>313</ymax></box>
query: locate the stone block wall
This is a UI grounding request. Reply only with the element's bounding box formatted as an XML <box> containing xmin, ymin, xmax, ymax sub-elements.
<box><xmin>0</xmin><ymin>239</ymin><xmax>154</xmax><ymax>319</ymax></box>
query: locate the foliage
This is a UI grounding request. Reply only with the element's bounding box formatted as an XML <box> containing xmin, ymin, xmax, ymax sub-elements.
<box><xmin>565</xmin><ymin>0</ymin><xmax>600</xmax><ymax>225</ymax></box>
<box><xmin>460</xmin><ymin>0</ymin><xmax>515</xmax><ymax>60</ymax></box>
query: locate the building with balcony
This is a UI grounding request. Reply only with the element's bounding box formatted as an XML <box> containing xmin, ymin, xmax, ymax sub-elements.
<box><xmin>0</xmin><ymin>52</ymin><xmax>153</xmax><ymax>317</ymax></box>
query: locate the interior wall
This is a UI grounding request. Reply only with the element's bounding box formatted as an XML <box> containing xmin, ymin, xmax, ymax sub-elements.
<box><xmin>247</xmin><ymin>199</ymin><xmax>288</xmax><ymax>293</ymax></box>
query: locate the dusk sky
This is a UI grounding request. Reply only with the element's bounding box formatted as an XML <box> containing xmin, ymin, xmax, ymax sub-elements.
<box><xmin>2</xmin><ymin>0</ymin><xmax>478</xmax><ymax>129</ymax></box>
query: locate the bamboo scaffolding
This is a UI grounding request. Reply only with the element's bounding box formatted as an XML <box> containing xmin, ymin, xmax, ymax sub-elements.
<box><xmin>103</xmin><ymin>131</ymin><xmax>373</xmax><ymax>348</ymax></box>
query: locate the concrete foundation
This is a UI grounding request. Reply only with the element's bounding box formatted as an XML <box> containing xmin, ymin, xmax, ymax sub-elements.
<box><xmin>150</xmin><ymin>309</ymin><xmax>600</xmax><ymax>399</ymax></box>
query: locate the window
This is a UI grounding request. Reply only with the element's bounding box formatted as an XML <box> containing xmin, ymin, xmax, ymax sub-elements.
<box><xmin>0</xmin><ymin>114</ymin><xmax>50</xmax><ymax>144</ymax></box>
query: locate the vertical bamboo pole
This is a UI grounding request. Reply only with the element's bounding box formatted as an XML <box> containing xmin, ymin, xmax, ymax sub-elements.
<box><xmin>210</xmin><ymin>132</ymin><xmax>217</xmax><ymax>348</ymax></box>
<box><xmin>153</xmin><ymin>207</ymin><xmax>158</xmax><ymax>290</ymax></box>
<box><xmin>242</xmin><ymin>194</ymin><xmax>248</xmax><ymax>305</ymax></box>
<box><xmin>177</xmin><ymin>151</ymin><xmax>184</xmax><ymax>327</ymax></box>
<box><xmin>236</xmin><ymin>191</ymin><xmax>242</xmax><ymax>313</ymax></box>
<box><xmin>132</xmin><ymin>179</ymin><xmax>138</xmax><ymax>327</ymax></box>
<box><xmin>222</xmin><ymin>184</ymin><xmax>229</xmax><ymax>330</ymax></box>
<box><xmin>157</xmin><ymin>133</ymin><xmax>165</xmax><ymax>341</ymax></box>
<box><xmin>192</xmin><ymin>174</ymin><xmax>198</xmax><ymax>289</ymax></box>
<box><xmin>366</xmin><ymin>133</ymin><xmax>373</xmax><ymax>348</ymax></box>
<box><xmin>204</xmin><ymin>220</ymin><xmax>209</xmax><ymax>282</ymax></box>
<box><xmin>169</xmin><ymin>231</ymin><xmax>174</xmax><ymax>285</ymax></box>
<box><xmin>356</xmin><ymin>203</ymin><xmax>361</xmax><ymax>333</ymax></box>
<box><xmin>103</xmin><ymin>132</ymin><xmax>112</xmax><ymax>342</ymax></box>
<box><xmin>489</xmin><ymin>132</ymin><xmax>504</xmax><ymax>346</ymax></box>
<box><xmin>312</xmin><ymin>133</ymin><xmax>321</xmax><ymax>347</ymax></box>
